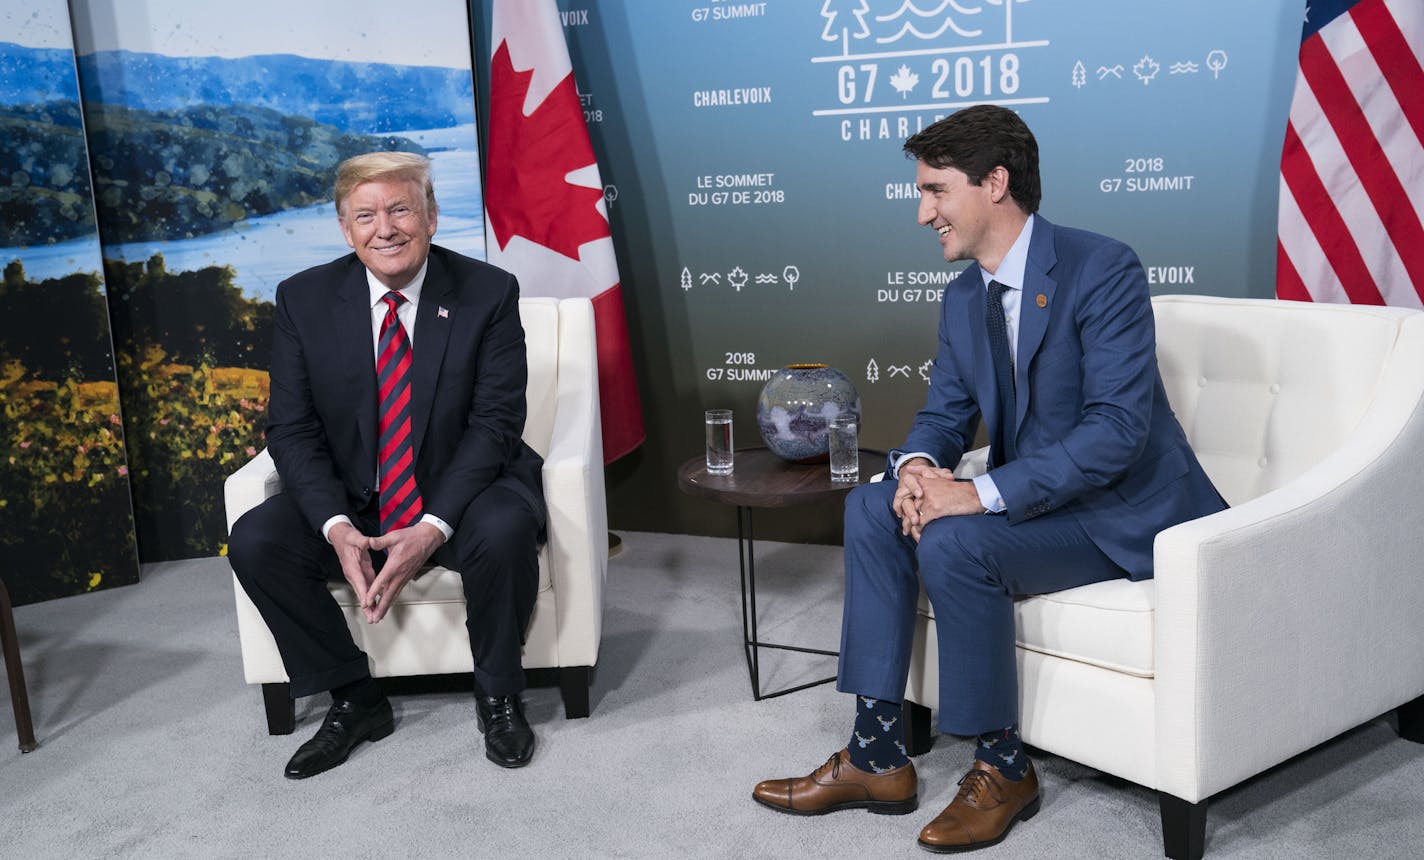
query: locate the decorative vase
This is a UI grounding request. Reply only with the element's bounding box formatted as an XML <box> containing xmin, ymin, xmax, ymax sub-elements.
<box><xmin>756</xmin><ymin>364</ymin><xmax>861</xmax><ymax>463</ymax></box>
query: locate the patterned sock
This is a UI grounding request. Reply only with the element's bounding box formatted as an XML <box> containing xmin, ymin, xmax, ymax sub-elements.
<box><xmin>975</xmin><ymin>724</ymin><xmax>1029</xmax><ymax>781</ymax></box>
<box><xmin>846</xmin><ymin>695</ymin><xmax>910</xmax><ymax>773</ymax></box>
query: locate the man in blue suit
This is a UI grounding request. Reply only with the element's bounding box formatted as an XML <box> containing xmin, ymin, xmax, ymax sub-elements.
<box><xmin>753</xmin><ymin>106</ymin><xmax>1224</xmax><ymax>852</ymax></box>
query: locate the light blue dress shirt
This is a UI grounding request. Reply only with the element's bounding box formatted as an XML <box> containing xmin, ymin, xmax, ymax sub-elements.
<box><xmin>891</xmin><ymin>214</ymin><xmax>1036</xmax><ymax>513</ymax></box>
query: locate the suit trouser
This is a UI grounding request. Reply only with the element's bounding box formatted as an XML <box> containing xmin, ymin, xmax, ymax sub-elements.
<box><xmin>228</xmin><ymin>476</ymin><xmax>541</xmax><ymax>699</ymax></box>
<box><xmin>836</xmin><ymin>480</ymin><xmax>1126</xmax><ymax>735</ymax></box>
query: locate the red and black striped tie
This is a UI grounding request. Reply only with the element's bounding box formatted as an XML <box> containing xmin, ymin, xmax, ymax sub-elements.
<box><xmin>376</xmin><ymin>291</ymin><xmax>422</xmax><ymax>533</ymax></box>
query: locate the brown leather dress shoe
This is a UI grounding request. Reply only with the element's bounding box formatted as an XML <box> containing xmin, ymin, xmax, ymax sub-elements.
<box><xmin>753</xmin><ymin>749</ymin><xmax>918</xmax><ymax>816</ymax></box>
<box><xmin>917</xmin><ymin>759</ymin><xmax>1040</xmax><ymax>852</ymax></box>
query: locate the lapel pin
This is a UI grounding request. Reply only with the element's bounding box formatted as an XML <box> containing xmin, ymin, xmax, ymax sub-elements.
<box><xmin>437</xmin><ymin>306</ymin><xmax>449</xmax><ymax>319</ymax></box>
<box><xmin>1035</xmin><ymin>293</ymin><xmax>1047</xmax><ymax>308</ymax></box>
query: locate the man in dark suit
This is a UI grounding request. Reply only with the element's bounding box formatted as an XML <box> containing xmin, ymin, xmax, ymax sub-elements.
<box><xmin>753</xmin><ymin>106</ymin><xmax>1224</xmax><ymax>851</ymax></box>
<box><xmin>228</xmin><ymin>152</ymin><xmax>546</xmax><ymax>777</ymax></box>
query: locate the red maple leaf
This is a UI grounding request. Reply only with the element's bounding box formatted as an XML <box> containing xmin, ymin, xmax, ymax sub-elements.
<box><xmin>485</xmin><ymin>42</ymin><xmax>608</xmax><ymax>261</ymax></box>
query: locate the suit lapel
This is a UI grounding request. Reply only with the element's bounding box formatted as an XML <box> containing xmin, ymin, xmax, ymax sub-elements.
<box><xmin>410</xmin><ymin>251</ymin><xmax>453</xmax><ymax>463</ymax></box>
<box><xmin>335</xmin><ymin>262</ymin><xmax>378</xmax><ymax>473</ymax></box>
<box><xmin>1013</xmin><ymin>218</ymin><xmax>1058</xmax><ymax>434</ymax></box>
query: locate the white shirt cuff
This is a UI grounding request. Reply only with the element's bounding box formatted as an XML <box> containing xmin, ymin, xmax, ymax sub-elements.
<box><xmin>891</xmin><ymin>451</ymin><xmax>938</xmax><ymax>478</ymax></box>
<box><xmin>420</xmin><ymin>513</ymin><xmax>453</xmax><ymax>542</ymax></box>
<box><xmin>972</xmin><ymin>473</ymin><xmax>1007</xmax><ymax>513</ymax></box>
<box><xmin>321</xmin><ymin>515</ymin><xmax>353</xmax><ymax>542</ymax></box>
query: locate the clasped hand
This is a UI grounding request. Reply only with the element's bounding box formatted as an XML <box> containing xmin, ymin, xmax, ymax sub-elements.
<box><xmin>328</xmin><ymin>521</ymin><xmax>444</xmax><ymax>624</ymax></box>
<box><xmin>891</xmin><ymin>460</ymin><xmax>986</xmax><ymax>542</ymax></box>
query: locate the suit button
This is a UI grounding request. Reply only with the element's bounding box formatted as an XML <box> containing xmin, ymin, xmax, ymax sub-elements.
<box><xmin>361</xmin><ymin>487</ymin><xmax>371</xmax><ymax>497</ymax></box>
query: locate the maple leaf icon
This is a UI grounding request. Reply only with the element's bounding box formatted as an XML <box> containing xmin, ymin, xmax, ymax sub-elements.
<box><xmin>889</xmin><ymin>64</ymin><xmax>919</xmax><ymax>99</ymax></box>
<box><xmin>485</xmin><ymin>43</ymin><xmax>608</xmax><ymax>260</ymax></box>
<box><xmin>728</xmin><ymin>266</ymin><xmax>748</xmax><ymax>291</ymax></box>
<box><xmin>1133</xmin><ymin>55</ymin><xmax>1160</xmax><ymax>86</ymax></box>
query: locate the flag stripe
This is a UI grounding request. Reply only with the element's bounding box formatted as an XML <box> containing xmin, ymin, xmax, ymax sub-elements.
<box><xmin>1275</xmin><ymin>240</ymin><xmax>1312</xmax><ymax>302</ymax></box>
<box><xmin>1280</xmin><ymin>123</ymin><xmax>1386</xmax><ymax>304</ymax></box>
<box><xmin>1288</xmin><ymin>73</ymin><xmax>1412</xmax><ymax>301</ymax></box>
<box><xmin>1277</xmin><ymin>0</ymin><xmax>1422</xmax><ymax>307</ymax></box>
<box><xmin>1279</xmin><ymin>181</ymin><xmax>1352</xmax><ymax>304</ymax></box>
<box><xmin>1356</xmin><ymin>0</ymin><xmax>1424</xmax><ymax>148</ymax></box>
<box><xmin>1300</xmin><ymin>31</ymin><xmax>1424</xmax><ymax>292</ymax></box>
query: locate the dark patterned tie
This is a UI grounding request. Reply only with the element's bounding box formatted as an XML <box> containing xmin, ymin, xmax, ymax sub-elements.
<box><xmin>376</xmin><ymin>291</ymin><xmax>422</xmax><ymax>533</ymax></box>
<box><xmin>986</xmin><ymin>280</ymin><xmax>1017</xmax><ymax>465</ymax></box>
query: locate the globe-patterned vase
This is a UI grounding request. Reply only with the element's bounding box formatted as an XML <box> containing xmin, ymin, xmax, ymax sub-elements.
<box><xmin>756</xmin><ymin>364</ymin><xmax>861</xmax><ymax>463</ymax></box>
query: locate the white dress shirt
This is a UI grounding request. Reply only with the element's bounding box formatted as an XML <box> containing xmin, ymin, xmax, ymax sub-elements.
<box><xmin>321</xmin><ymin>259</ymin><xmax>453</xmax><ymax>542</ymax></box>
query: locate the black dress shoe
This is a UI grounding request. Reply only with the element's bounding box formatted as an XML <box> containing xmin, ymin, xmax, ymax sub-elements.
<box><xmin>284</xmin><ymin>697</ymin><xmax>394</xmax><ymax>780</ymax></box>
<box><xmin>475</xmin><ymin>694</ymin><xmax>535</xmax><ymax>768</ymax></box>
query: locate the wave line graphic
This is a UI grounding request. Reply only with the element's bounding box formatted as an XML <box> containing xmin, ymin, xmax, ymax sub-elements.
<box><xmin>877</xmin><ymin>0</ymin><xmax>987</xmax><ymax>22</ymax></box>
<box><xmin>876</xmin><ymin>17</ymin><xmax>981</xmax><ymax>43</ymax></box>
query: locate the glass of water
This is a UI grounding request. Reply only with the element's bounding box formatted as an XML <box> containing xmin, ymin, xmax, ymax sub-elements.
<box><xmin>828</xmin><ymin>415</ymin><xmax>859</xmax><ymax>483</ymax></box>
<box><xmin>705</xmin><ymin>409</ymin><xmax>734</xmax><ymax>475</ymax></box>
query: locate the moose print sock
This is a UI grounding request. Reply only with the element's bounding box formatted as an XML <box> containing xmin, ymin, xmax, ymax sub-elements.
<box><xmin>846</xmin><ymin>695</ymin><xmax>910</xmax><ymax>773</ymax></box>
<box><xmin>975</xmin><ymin>725</ymin><xmax>1029</xmax><ymax>781</ymax></box>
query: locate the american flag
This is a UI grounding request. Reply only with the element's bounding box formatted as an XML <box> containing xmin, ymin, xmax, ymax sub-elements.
<box><xmin>1276</xmin><ymin>0</ymin><xmax>1424</xmax><ymax>307</ymax></box>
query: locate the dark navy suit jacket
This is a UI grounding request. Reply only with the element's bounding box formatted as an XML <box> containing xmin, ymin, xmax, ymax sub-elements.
<box><xmin>264</xmin><ymin>244</ymin><xmax>545</xmax><ymax>538</ymax></box>
<box><xmin>900</xmin><ymin>217</ymin><xmax>1223</xmax><ymax>579</ymax></box>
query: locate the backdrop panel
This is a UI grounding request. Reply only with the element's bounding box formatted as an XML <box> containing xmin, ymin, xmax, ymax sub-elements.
<box><xmin>68</xmin><ymin>0</ymin><xmax>487</xmax><ymax>560</ymax></box>
<box><xmin>0</xmin><ymin>0</ymin><xmax>140</xmax><ymax>605</ymax></box>
<box><xmin>535</xmin><ymin>0</ymin><xmax>1304</xmax><ymax>540</ymax></box>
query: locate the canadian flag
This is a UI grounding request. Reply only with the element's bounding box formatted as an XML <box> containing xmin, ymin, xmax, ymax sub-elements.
<box><xmin>484</xmin><ymin>0</ymin><xmax>645</xmax><ymax>463</ymax></box>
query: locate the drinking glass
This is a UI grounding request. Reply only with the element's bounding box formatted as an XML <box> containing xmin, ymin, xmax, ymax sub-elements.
<box><xmin>705</xmin><ymin>409</ymin><xmax>734</xmax><ymax>475</ymax></box>
<box><xmin>828</xmin><ymin>415</ymin><xmax>859</xmax><ymax>483</ymax></box>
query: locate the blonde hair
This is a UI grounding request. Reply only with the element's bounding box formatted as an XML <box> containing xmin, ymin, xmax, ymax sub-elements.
<box><xmin>334</xmin><ymin>152</ymin><xmax>437</xmax><ymax>217</ymax></box>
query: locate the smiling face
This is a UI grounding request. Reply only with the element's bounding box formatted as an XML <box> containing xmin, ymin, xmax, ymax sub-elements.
<box><xmin>338</xmin><ymin>177</ymin><xmax>437</xmax><ymax>288</ymax></box>
<box><xmin>915</xmin><ymin>160</ymin><xmax>996</xmax><ymax>265</ymax></box>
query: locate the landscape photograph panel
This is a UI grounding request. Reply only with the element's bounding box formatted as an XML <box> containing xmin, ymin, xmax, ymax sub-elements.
<box><xmin>63</xmin><ymin>0</ymin><xmax>487</xmax><ymax>559</ymax></box>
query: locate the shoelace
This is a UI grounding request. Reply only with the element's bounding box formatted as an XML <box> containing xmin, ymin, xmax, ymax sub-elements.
<box><xmin>957</xmin><ymin>768</ymin><xmax>999</xmax><ymax>805</ymax></box>
<box><xmin>304</xmin><ymin>705</ymin><xmax>357</xmax><ymax>753</ymax></box>
<box><xmin>480</xmin><ymin>697</ymin><xmax>522</xmax><ymax>731</ymax></box>
<box><xmin>815</xmin><ymin>752</ymin><xmax>843</xmax><ymax>781</ymax></box>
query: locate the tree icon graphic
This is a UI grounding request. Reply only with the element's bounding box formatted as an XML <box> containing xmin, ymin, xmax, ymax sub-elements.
<box><xmin>821</xmin><ymin>0</ymin><xmax>870</xmax><ymax>56</ymax></box>
<box><xmin>1072</xmin><ymin>60</ymin><xmax>1086</xmax><ymax>89</ymax></box>
<box><xmin>680</xmin><ymin>267</ymin><xmax>692</xmax><ymax>291</ymax></box>
<box><xmin>1206</xmin><ymin>50</ymin><xmax>1228</xmax><ymax>79</ymax></box>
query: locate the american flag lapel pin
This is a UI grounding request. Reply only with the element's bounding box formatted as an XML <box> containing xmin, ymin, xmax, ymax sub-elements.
<box><xmin>437</xmin><ymin>306</ymin><xmax>449</xmax><ymax>319</ymax></box>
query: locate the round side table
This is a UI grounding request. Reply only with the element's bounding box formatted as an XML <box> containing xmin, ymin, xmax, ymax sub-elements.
<box><xmin>677</xmin><ymin>447</ymin><xmax>885</xmax><ymax>700</ymax></box>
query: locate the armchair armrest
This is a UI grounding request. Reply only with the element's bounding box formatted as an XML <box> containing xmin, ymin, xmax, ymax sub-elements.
<box><xmin>224</xmin><ymin>448</ymin><xmax>281</xmax><ymax>534</ymax></box>
<box><xmin>539</xmin><ymin>298</ymin><xmax>608</xmax><ymax>666</ymax></box>
<box><xmin>1153</xmin><ymin>314</ymin><xmax>1424</xmax><ymax>802</ymax></box>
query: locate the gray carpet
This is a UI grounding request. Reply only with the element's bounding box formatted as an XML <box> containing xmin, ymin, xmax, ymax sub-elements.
<box><xmin>3</xmin><ymin>531</ymin><xmax>1422</xmax><ymax>858</ymax></box>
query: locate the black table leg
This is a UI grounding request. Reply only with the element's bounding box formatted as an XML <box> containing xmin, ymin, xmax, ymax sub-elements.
<box><xmin>735</xmin><ymin>505</ymin><xmax>839</xmax><ymax>700</ymax></box>
<box><xmin>0</xmin><ymin>577</ymin><xmax>38</xmax><ymax>752</ymax></box>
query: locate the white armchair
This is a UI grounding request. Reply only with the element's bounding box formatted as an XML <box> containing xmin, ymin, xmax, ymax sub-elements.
<box><xmin>224</xmin><ymin>297</ymin><xmax>607</xmax><ymax>731</ymax></box>
<box><xmin>898</xmin><ymin>295</ymin><xmax>1424</xmax><ymax>859</ymax></box>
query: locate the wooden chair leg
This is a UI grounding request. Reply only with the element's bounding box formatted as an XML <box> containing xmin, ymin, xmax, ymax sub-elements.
<box><xmin>901</xmin><ymin>700</ymin><xmax>934</xmax><ymax>756</ymax></box>
<box><xmin>0</xmin><ymin>577</ymin><xmax>38</xmax><ymax>753</ymax></box>
<box><xmin>1397</xmin><ymin>693</ymin><xmax>1424</xmax><ymax>743</ymax></box>
<box><xmin>1159</xmin><ymin>792</ymin><xmax>1207</xmax><ymax>860</ymax></box>
<box><xmin>559</xmin><ymin>666</ymin><xmax>591</xmax><ymax>719</ymax></box>
<box><xmin>262</xmin><ymin>682</ymin><xmax>296</xmax><ymax>735</ymax></box>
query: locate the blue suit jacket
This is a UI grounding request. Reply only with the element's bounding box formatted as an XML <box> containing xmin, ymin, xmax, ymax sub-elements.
<box><xmin>899</xmin><ymin>217</ymin><xmax>1224</xmax><ymax>579</ymax></box>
